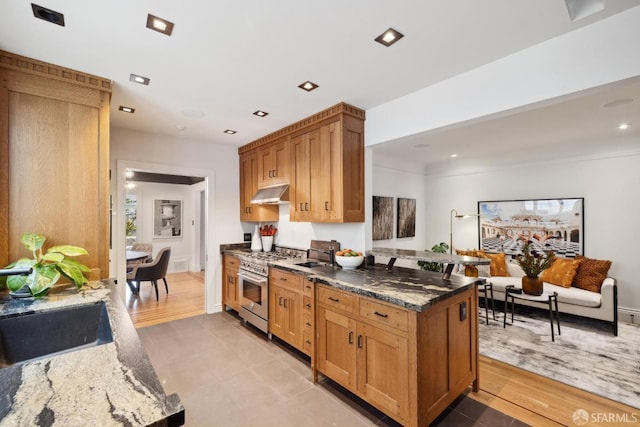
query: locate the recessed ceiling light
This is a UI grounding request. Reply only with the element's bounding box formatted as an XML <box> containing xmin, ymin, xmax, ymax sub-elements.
<box><xmin>224</xmin><ymin>129</ymin><xmax>237</xmax><ymax>135</ymax></box>
<box><xmin>119</xmin><ymin>106</ymin><xmax>135</xmax><ymax>114</ymax></box>
<box><xmin>129</xmin><ymin>74</ymin><xmax>150</xmax><ymax>85</ymax></box>
<box><xmin>450</xmin><ymin>154</ymin><xmax>458</xmax><ymax>158</ymax></box>
<box><xmin>146</xmin><ymin>14</ymin><xmax>174</xmax><ymax>36</ymax></box>
<box><xmin>175</xmin><ymin>124</ymin><xmax>187</xmax><ymax>131</ymax></box>
<box><xmin>31</xmin><ymin>3</ymin><xmax>65</xmax><ymax>26</ymax></box>
<box><xmin>618</xmin><ymin>123</ymin><xmax>631</xmax><ymax>130</ymax></box>
<box><xmin>298</xmin><ymin>81</ymin><xmax>319</xmax><ymax>92</ymax></box>
<box><xmin>253</xmin><ymin>110</ymin><xmax>269</xmax><ymax>117</ymax></box>
<box><xmin>374</xmin><ymin>28</ymin><xmax>404</xmax><ymax>47</ymax></box>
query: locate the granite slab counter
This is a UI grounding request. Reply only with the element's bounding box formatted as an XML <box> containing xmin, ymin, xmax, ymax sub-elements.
<box><xmin>269</xmin><ymin>260</ymin><xmax>485</xmax><ymax>312</ymax></box>
<box><xmin>0</xmin><ymin>280</ymin><xmax>184</xmax><ymax>426</ymax></box>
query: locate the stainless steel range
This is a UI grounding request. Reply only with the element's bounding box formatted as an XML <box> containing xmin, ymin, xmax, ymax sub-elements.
<box><xmin>237</xmin><ymin>248</ymin><xmax>305</xmax><ymax>333</ymax></box>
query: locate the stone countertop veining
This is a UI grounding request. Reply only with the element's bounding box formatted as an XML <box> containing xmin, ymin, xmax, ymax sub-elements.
<box><xmin>368</xmin><ymin>247</ymin><xmax>490</xmax><ymax>265</ymax></box>
<box><xmin>269</xmin><ymin>260</ymin><xmax>484</xmax><ymax>312</ymax></box>
<box><xmin>0</xmin><ymin>281</ymin><xmax>184</xmax><ymax>426</ymax></box>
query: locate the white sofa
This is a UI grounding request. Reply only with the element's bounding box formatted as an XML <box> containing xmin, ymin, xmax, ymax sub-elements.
<box><xmin>468</xmin><ymin>262</ymin><xmax>618</xmax><ymax>335</ymax></box>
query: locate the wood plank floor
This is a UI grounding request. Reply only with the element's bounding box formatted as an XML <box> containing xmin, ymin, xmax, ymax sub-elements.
<box><xmin>127</xmin><ymin>273</ymin><xmax>638</xmax><ymax>426</ymax></box>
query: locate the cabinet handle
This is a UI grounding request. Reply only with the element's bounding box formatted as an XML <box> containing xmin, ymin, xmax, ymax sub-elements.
<box><xmin>278</xmin><ymin>297</ymin><xmax>283</xmax><ymax>306</ymax></box>
<box><xmin>357</xmin><ymin>335</ymin><xmax>363</xmax><ymax>348</ymax></box>
<box><xmin>305</xmin><ymin>321</ymin><xmax>311</xmax><ymax>327</ymax></box>
<box><xmin>300</xmin><ymin>203</ymin><xmax>304</xmax><ymax>211</ymax></box>
<box><xmin>305</xmin><ymin>340</ymin><xmax>312</xmax><ymax>345</ymax></box>
<box><xmin>283</xmin><ymin>298</ymin><xmax>288</xmax><ymax>308</ymax></box>
<box><xmin>328</xmin><ymin>297</ymin><xmax>340</xmax><ymax>303</ymax></box>
<box><xmin>374</xmin><ymin>311</ymin><xmax>388</xmax><ymax>318</ymax></box>
<box><xmin>268</xmin><ymin>170</ymin><xmax>273</xmax><ymax>178</ymax></box>
<box><xmin>305</xmin><ymin>303</ymin><xmax>311</xmax><ymax>309</ymax></box>
<box><xmin>280</xmin><ymin>277</ymin><xmax>287</xmax><ymax>281</ymax></box>
<box><xmin>305</xmin><ymin>285</ymin><xmax>311</xmax><ymax>290</ymax></box>
<box><xmin>305</xmin><ymin>203</ymin><xmax>309</xmax><ymax>211</ymax></box>
<box><xmin>325</xmin><ymin>201</ymin><xmax>329</xmax><ymax>210</ymax></box>
<box><xmin>272</xmin><ymin>169</ymin><xmax>277</xmax><ymax>177</ymax></box>
<box><xmin>348</xmin><ymin>331</ymin><xmax>353</xmax><ymax>344</ymax></box>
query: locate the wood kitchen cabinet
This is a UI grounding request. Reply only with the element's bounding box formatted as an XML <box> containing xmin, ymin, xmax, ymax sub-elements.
<box><xmin>269</xmin><ymin>268</ymin><xmax>311</xmax><ymax>354</ymax></box>
<box><xmin>238</xmin><ymin>102</ymin><xmax>365</xmax><ymax>224</ymax></box>
<box><xmin>315</xmin><ymin>283</ymin><xmax>478</xmax><ymax>427</ymax></box>
<box><xmin>222</xmin><ymin>255</ymin><xmax>240</xmax><ymax>311</ymax></box>
<box><xmin>290</xmin><ymin>117</ymin><xmax>364</xmax><ymax>223</ymax></box>
<box><xmin>239</xmin><ymin>150</ymin><xmax>278</xmax><ymax>222</ymax></box>
<box><xmin>0</xmin><ymin>50</ymin><xmax>110</xmax><ymax>276</ymax></box>
<box><xmin>257</xmin><ymin>138</ymin><xmax>289</xmax><ymax>188</ymax></box>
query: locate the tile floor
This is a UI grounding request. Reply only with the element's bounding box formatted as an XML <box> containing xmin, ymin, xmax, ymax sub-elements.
<box><xmin>137</xmin><ymin>311</ymin><xmax>528</xmax><ymax>427</ymax></box>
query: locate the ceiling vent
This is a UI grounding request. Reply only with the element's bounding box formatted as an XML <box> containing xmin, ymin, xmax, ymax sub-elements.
<box><xmin>31</xmin><ymin>3</ymin><xmax>65</xmax><ymax>26</ymax></box>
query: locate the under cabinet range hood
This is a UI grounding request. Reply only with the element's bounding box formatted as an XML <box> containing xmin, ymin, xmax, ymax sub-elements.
<box><xmin>250</xmin><ymin>184</ymin><xmax>289</xmax><ymax>204</ymax></box>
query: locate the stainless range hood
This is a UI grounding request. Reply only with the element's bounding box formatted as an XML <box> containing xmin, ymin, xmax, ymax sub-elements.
<box><xmin>250</xmin><ymin>184</ymin><xmax>289</xmax><ymax>204</ymax></box>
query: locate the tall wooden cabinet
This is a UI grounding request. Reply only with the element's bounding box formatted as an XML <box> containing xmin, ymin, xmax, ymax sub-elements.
<box><xmin>315</xmin><ymin>283</ymin><xmax>478</xmax><ymax>427</ymax></box>
<box><xmin>269</xmin><ymin>268</ymin><xmax>307</xmax><ymax>353</ymax></box>
<box><xmin>238</xmin><ymin>102</ymin><xmax>365</xmax><ymax>223</ymax></box>
<box><xmin>239</xmin><ymin>150</ymin><xmax>278</xmax><ymax>222</ymax></box>
<box><xmin>0</xmin><ymin>50</ymin><xmax>111</xmax><ymax>277</ymax></box>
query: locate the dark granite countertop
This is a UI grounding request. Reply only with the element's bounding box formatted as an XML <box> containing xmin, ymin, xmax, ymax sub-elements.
<box><xmin>0</xmin><ymin>280</ymin><xmax>184</xmax><ymax>426</ymax></box>
<box><xmin>368</xmin><ymin>247</ymin><xmax>490</xmax><ymax>265</ymax></box>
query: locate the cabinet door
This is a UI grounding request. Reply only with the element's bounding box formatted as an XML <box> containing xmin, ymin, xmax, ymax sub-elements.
<box><xmin>257</xmin><ymin>139</ymin><xmax>289</xmax><ymax>188</ymax></box>
<box><xmin>316</xmin><ymin>306</ymin><xmax>357</xmax><ymax>391</ymax></box>
<box><xmin>239</xmin><ymin>151</ymin><xmax>278</xmax><ymax>222</ymax></box>
<box><xmin>356</xmin><ymin>323</ymin><xmax>409</xmax><ymax>420</ymax></box>
<box><xmin>311</xmin><ymin>121</ymin><xmax>342</xmax><ymax>221</ymax></box>
<box><xmin>282</xmin><ymin>288</ymin><xmax>303</xmax><ymax>349</ymax></box>
<box><xmin>222</xmin><ymin>256</ymin><xmax>239</xmax><ymax>311</ymax></box>
<box><xmin>269</xmin><ymin>285</ymin><xmax>287</xmax><ymax>338</ymax></box>
<box><xmin>289</xmin><ymin>131</ymin><xmax>314</xmax><ymax>221</ymax></box>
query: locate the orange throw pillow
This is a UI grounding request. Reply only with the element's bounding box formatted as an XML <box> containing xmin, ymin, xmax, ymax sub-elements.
<box><xmin>572</xmin><ymin>256</ymin><xmax>612</xmax><ymax>293</ymax></box>
<box><xmin>481</xmin><ymin>252</ymin><xmax>509</xmax><ymax>277</ymax></box>
<box><xmin>540</xmin><ymin>258</ymin><xmax>582</xmax><ymax>288</ymax></box>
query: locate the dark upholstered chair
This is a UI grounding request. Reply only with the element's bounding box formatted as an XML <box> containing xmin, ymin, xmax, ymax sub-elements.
<box><xmin>126</xmin><ymin>247</ymin><xmax>171</xmax><ymax>301</ymax></box>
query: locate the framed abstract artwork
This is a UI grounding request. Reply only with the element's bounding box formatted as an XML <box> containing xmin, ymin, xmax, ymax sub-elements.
<box><xmin>372</xmin><ymin>196</ymin><xmax>393</xmax><ymax>240</ymax></box>
<box><xmin>478</xmin><ymin>198</ymin><xmax>584</xmax><ymax>258</ymax></box>
<box><xmin>397</xmin><ymin>198</ymin><xmax>416</xmax><ymax>238</ymax></box>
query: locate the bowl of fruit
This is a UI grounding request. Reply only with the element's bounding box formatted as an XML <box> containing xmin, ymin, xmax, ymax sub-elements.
<box><xmin>335</xmin><ymin>249</ymin><xmax>364</xmax><ymax>270</ymax></box>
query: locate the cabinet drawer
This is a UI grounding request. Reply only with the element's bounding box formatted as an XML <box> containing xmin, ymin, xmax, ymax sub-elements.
<box><xmin>303</xmin><ymin>332</ymin><xmax>313</xmax><ymax>354</ymax></box>
<box><xmin>359</xmin><ymin>298</ymin><xmax>408</xmax><ymax>332</ymax></box>
<box><xmin>223</xmin><ymin>255</ymin><xmax>239</xmax><ymax>269</ymax></box>
<box><xmin>303</xmin><ymin>296</ymin><xmax>313</xmax><ymax>312</ymax></box>
<box><xmin>318</xmin><ymin>286</ymin><xmax>355</xmax><ymax>313</ymax></box>
<box><xmin>269</xmin><ymin>268</ymin><xmax>303</xmax><ymax>292</ymax></box>
<box><xmin>303</xmin><ymin>281</ymin><xmax>314</xmax><ymax>296</ymax></box>
<box><xmin>303</xmin><ymin>312</ymin><xmax>313</xmax><ymax>331</ymax></box>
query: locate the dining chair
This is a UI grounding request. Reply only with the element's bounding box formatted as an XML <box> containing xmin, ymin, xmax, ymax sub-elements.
<box><xmin>126</xmin><ymin>247</ymin><xmax>171</xmax><ymax>301</ymax></box>
<box><xmin>126</xmin><ymin>242</ymin><xmax>154</xmax><ymax>272</ymax></box>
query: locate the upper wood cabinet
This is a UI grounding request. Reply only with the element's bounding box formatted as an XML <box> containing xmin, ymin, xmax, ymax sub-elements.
<box><xmin>257</xmin><ymin>138</ymin><xmax>289</xmax><ymax>188</ymax></box>
<box><xmin>239</xmin><ymin>150</ymin><xmax>278</xmax><ymax>222</ymax></box>
<box><xmin>0</xmin><ymin>50</ymin><xmax>111</xmax><ymax>278</ymax></box>
<box><xmin>239</xmin><ymin>102</ymin><xmax>365</xmax><ymax>223</ymax></box>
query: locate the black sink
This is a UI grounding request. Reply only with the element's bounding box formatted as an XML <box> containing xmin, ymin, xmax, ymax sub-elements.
<box><xmin>295</xmin><ymin>261</ymin><xmax>327</xmax><ymax>268</ymax></box>
<box><xmin>0</xmin><ymin>302</ymin><xmax>113</xmax><ymax>368</ymax></box>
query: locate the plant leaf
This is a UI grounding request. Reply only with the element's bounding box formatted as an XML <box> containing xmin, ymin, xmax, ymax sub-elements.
<box><xmin>28</xmin><ymin>265</ymin><xmax>59</xmax><ymax>295</ymax></box>
<box><xmin>42</xmin><ymin>252</ymin><xmax>64</xmax><ymax>263</ymax></box>
<box><xmin>7</xmin><ymin>275</ymin><xmax>28</xmax><ymax>292</ymax></box>
<box><xmin>21</xmin><ymin>233</ymin><xmax>46</xmax><ymax>252</ymax></box>
<box><xmin>57</xmin><ymin>259</ymin><xmax>89</xmax><ymax>287</ymax></box>
<box><xmin>48</xmin><ymin>245</ymin><xmax>88</xmax><ymax>257</ymax></box>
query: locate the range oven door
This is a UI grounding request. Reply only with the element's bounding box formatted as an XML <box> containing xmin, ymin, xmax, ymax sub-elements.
<box><xmin>237</xmin><ymin>270</ymin><xmax>269</xmax><ymax>333</ymax></box>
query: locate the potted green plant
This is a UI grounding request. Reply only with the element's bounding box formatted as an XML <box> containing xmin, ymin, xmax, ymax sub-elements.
<box><xmin>515</xmin><ymin>241</ymin><xmax>555</xmax><ymax>295</ymax></box>
<box><xmin>0</xmin><ymin>232</ymin><xmax>90</xmax><ymax>298</ymax></box>
<box><xmin>417</xmin><ymin>242</ymin><xmax>449</xmax><ymax>272</ymax></box>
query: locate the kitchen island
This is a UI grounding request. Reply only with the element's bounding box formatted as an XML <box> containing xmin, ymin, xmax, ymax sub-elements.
<box><xmin>269</xmin><ymin>258</ymin><xmax>484</xmax><ymax>427</ymax></box>
<box><xmin>0</xmin><ymin>280</ymin><xmax>184</xmax><ymax>426</ymax></box>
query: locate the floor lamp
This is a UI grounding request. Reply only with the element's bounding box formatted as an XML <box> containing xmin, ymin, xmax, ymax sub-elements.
<box><xmin>449</xmin><ymin>209</ymin><xmax>480</xmax><ymax>254</ymax></box>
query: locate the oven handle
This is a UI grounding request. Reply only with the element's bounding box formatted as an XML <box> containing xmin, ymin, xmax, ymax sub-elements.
<box><xmin>238</xmin><ymin>270</ymin><xmax>268</xmax><ymax>285</ymax></box>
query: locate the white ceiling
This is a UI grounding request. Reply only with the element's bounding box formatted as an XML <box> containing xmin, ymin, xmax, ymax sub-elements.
<box><xmin>1</xmin><ymin>0</ymin><xmax>639</xmax><ymax>175</ymax></box>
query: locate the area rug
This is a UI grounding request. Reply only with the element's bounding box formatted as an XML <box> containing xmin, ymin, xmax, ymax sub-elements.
<box><xmin>478</xmin><ymin>306</ymin><xmax>640</xmax><ymax>409</ymax></box>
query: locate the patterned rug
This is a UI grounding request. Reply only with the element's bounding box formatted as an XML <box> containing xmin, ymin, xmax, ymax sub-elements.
<box><xmin>478</xmin><ymin>306</ymin><xmax>640</xmax><ymax>409</ymax></box>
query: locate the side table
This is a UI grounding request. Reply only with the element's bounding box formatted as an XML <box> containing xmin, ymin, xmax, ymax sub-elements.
<box><xmin>478</xmin><ymin>282</ymin><xmax>496</xmax><ymax>324</ymax></box>
<box><xmin>503</xmin><ymin>284</ymin><xmax>561</xmax><ymax>341</ymax></box>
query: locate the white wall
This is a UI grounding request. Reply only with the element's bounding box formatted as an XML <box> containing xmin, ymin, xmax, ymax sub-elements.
<box><xmin>418</xmin><ymin>152</ymin><xmax>640</xmax><ymax>314</ymax></box>
<box><xmin>110</xmin><ymin>127</ymin><xmax>243</xmax><ymax>313</ymax></box>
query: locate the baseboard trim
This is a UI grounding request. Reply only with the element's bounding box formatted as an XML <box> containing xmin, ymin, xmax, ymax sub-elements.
<box><xmin>618</xmin><ymin>307</ymin><xmax>640</xmax><ymax>325</ymax></box>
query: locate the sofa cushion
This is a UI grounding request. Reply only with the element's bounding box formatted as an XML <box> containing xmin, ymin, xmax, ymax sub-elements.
<box><xmin>540</xmin><ymin>257</ymin><xmax>582</xmax><ymax>288</ymax></box>
<box><xmin>572</xmin><ymin>256</ymin><xmax>612</xmax><ymax>293</ymax></box>
<box><xmin>488</xmin><ymin>278</ymin><xmax>602</xmax><ymax>308</ymax></box>
<box><xmin>481</xmin><ymin>252</ymin><xmax>509</xmax><ymax>277</ymax></box>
